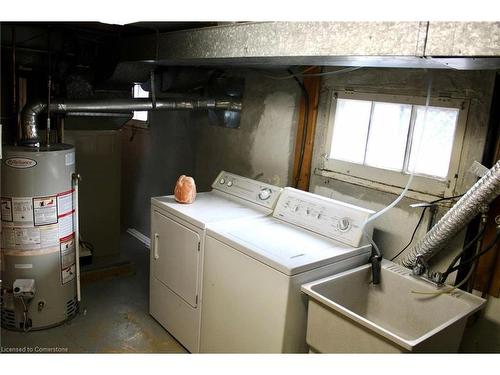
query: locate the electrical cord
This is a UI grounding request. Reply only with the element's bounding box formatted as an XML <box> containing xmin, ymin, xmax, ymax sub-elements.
<box><xmin>258</xmin><ymin>66</ymin><xmax>362</xmax><ymax>80</ymax></box>
<box><xmin>440</xmin><ymin>225</ymin><xmax>487</xmax><ymax>282</ymax></box>
<box><xmin>288</xmin><ymin>68</ymin><xmax>310</xmax><ymax>188</ymax></box>
<box><xmin>445</xmin><ymin>231</ymin><xmax>500</xmax><ymax>276</ymax></box>
<box><xmin>390</xmin><ymin>194</ymin><xmax>465</xmax><ymax>262</ymax></box>
<box><xmin>390</xmin><ymin>207</ymin><xmax>428</xmax><ymax>261</ymax></box>
<box><xmin>258</xmin><ymin>66</ymin><xmax>316</xmax><ymax>80</ymax></box>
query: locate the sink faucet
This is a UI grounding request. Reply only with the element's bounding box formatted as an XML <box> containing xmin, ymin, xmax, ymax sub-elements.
<box><xmin>412</xmin><ymin>254</ymin><xmax>445</xmax><ymax>286</ymax></box>
<box><xmin>370</xmin><ymin>254</ymin><xmax>382</xmax><ymax>285</ymax></box>
<box><xmin>364</xmin><ymin>232</ymin><xmax>382</xmax><ymax>285</ymax></box>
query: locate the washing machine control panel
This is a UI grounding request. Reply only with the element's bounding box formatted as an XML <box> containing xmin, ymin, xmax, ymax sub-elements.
<box><xmin>212</xmin><ymin>171</ymin><xmax>283</xmax><ymax>209</ymax></box>
<box><xmin>273</xmin><ymin>187</ymin><xmax>375</xmax><ymax>247</ymax></box>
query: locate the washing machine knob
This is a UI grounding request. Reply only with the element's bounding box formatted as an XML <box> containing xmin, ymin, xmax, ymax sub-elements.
<box><xmin>258</xmin><ymin>188</ymin><xmax>272</xmax><ymax>200</ymax></box>
<box><xmin>338</xmin><ymin>218</ymin><xmax>351</xmax><ymax>231</ymax></box>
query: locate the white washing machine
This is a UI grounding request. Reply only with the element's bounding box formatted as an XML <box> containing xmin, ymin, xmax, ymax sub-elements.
<box><xmin>149</xmin><ymin>171</ymin><xmax>282</xmax><ymax>353</ymax></box>
<box><xmin>200</xmin><ymin>187</ymin><xmax>375</xmax><ymax>353</ymax></box>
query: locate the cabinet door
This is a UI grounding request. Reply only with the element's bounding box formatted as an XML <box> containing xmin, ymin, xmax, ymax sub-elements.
<box><xmin>151</xmin><ymin>210</ymin><xmax>201</xmax><ymax>307</ymax></box>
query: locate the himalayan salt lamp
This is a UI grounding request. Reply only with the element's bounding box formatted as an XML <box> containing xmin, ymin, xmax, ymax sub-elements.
<box><xmin>174</xmin><ymin>175</ymin><xmax>197</xmax><ymax>204</ymax></box>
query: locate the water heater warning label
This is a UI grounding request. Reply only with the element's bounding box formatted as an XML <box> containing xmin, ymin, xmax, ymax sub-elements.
<box><xmin>33</xmin><ymin>196</ymin><xmax>58</xmax><ymax>226</ymax></box>
<box><xmin>62</xmin><ymin>264</ymin><xmax>76</xmax><ymax>284</ymax></box>
<box><xmin>12</xmin><ymin>198</ymin><xmax>33</xmax><ymax>224</ymax></box>
<box><xmin>57</xmin><ymin>190</ymin><xmax>74</xmax><ymax>216</ymax></box>
<box><xmin>1</xmin><ymin>190</ymin><xmax>74</xmax><ymax>254</ymax></box>
<box><xmin>58</xmin><ymin>212</ymin><xmax>74</xmax><ymax>239</ymax></box>
<box><xmin>1</xmin><ymin>198</ymin><xmax>13</xmax><ymax>222</ymax></box>
<box><xmin>60</xmin><ymin>235</ymin><xmax>76</xmax><ymax>285</ymax></box>
<box><xmin>1</xmin><ymin>223</ymin><xmax>59</xmax><ymax>251</ymax></box>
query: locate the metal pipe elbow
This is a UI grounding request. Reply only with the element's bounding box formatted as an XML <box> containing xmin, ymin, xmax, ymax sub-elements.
<box><xmin>20</xmin><ymin>101</ymin><xmax>47</xmax><ymax>145</ymax></box>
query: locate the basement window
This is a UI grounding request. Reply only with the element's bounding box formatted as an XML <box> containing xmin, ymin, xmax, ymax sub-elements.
<box><xmin>323</xmin><ymin>91</ymin><xmax>468</xmax><ymax>197</ymax></box>
<box><xmin>132</xmin><ymin>83</ymin><xmax>149</xmax><ymax>122</ymax></box>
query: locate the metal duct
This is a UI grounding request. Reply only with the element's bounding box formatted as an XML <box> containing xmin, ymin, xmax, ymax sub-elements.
<box><xmin>20</xmin><ymin>97</ymin><xmax>242</xmax><ymax>145</ymax></box>
<box><xmin>400</xmin><ymin>160</ymin><xmax>500</xmax><ymax>269</ymax></box>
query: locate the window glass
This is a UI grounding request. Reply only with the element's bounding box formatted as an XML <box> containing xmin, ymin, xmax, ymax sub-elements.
<box><xmin>329</xmin><ymin>99</ymin><xmax>371</xmax><ymax>164</ymax></box>
<box><xmin>408</xmin><ymin>106</ymin><xmax>459</xmax><ymax>178</ymax></box>
<box><xmin>364</xmin><ymin>102</ymin><xmax>412</xmax><ymax>171</ymax></box>
<box><xmin>328</xmin><ymin>96</ymin><xmax>460</xmax><ymax>180</ymax></box>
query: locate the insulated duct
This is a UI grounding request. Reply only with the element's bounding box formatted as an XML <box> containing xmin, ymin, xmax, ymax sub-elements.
<box><xmin>20</xmin><ymin>97</ymin><xmax>242</xmax><ymax>145</ymax></box>
<box><xmin>400</xmin><ymin>160</ymin><xmax>500</xmax><ymax>269</ymax></box>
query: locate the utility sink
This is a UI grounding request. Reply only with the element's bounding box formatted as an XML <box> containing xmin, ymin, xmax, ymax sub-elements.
<box><xmin>301</xmin><ymin>260</ymin><xmax>486</xmax><ymax>353</ymax></box>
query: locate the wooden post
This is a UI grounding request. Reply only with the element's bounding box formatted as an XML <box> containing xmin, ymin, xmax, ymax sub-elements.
<box><xmin>292</xmin><ymin>67</ymin><xmax>322</xmax><ymax>191</ymax></box>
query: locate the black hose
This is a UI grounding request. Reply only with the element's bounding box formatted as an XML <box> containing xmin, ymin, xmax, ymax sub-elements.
<box><xmin>441</xmin><ymin>225</ymin><xmax>487</xmax><ymax>281</ymax></box>
<box><xmin>446</xmin><ymin>231</ymin><xmax>500</xmax><ymax>276</ymax></box>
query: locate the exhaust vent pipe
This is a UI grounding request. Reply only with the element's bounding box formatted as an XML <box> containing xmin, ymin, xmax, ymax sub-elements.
<box><xmin>20</xmin><ymin>97</ymin><xmax>242</xmax><ymax>145</ymax></box>
<box><xmin>400</xmin><ymin>160</ymin><xmax>500</xmax><ymax>269</ymax></box>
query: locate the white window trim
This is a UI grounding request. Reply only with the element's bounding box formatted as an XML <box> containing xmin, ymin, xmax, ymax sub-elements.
<box><xmin>321</xmin><ymin>90</ymin><xmax>469</xmax><ymax>198</ymax></box>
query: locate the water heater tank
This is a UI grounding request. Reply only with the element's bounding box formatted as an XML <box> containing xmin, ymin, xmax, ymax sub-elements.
<box><xmin>1</xmin><ymin>144</ymin><xmax>78</xmax><ymax>330</ymax></box>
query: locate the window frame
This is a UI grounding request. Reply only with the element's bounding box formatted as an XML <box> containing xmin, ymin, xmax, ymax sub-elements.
<box><xmin>322</xmin><ymin>90</ymin><xmax>469</xmax><ymax>198</ymax></box>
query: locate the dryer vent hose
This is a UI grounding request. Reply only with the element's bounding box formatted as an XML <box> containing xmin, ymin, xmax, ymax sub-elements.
<box><xmin>400</xmin><ymin>159</ymin><xmax>500</xmax><ymax>269</ymax></box>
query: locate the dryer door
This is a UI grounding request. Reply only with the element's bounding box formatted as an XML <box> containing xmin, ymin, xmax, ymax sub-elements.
<box><xmin>151</xmin><ymin>209</ymin><xmax>201</xmax><ymax>307</ymax></box>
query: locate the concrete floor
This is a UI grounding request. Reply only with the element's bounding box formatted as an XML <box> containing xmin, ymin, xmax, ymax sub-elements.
<box><xmin>0</xmin><ymin>233</ymin><xmax>187</xmax><ymax>353</ymax></box>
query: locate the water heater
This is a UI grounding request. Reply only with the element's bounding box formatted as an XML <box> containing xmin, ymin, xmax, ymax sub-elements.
<box><xmin>1</xmin><ymin>144</ymin><xmax>78</xmax><ymax>330</ymax></box>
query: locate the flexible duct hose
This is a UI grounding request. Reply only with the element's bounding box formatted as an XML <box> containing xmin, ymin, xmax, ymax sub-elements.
<box><xmin>400</xmin><ymin>160</ymin><xmax>500</xmax><ymax>268</ymax></box>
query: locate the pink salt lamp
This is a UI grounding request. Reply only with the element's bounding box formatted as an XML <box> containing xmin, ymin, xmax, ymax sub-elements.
<box><xmin>174</xmin><ymin>175</ymin><xmax>197</xmax><ymax>204</ymax></box>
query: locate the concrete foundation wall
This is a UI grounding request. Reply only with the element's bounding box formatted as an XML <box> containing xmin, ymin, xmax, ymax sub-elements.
<box><xmin>65</xmin><ymin>130</ymin><xmax>122</xmax><ymax>259</ymax></box>
<box><xmin>191</xmin><ymin>72</ymin><xmax>300</xmax><ymax>191</ymax></box>
<box><xmin>121</xmin><ymin>110</ymin><xmax>196</xmax><ymax>236</ymax></box>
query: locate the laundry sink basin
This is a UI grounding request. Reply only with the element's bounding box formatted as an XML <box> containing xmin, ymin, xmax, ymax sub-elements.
<box><xmin>301</xmin><ymin>260</ymin><xmax>486</xmax><ymax>353</ymax></box>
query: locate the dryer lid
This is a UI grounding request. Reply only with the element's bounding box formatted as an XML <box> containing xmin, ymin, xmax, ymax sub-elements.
<box><xmin>152</xmin><ymin>192</ymin><xmax>270</xmax><ymax>228</ymax></box>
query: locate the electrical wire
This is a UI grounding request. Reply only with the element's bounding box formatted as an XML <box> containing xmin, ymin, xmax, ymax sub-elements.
<box><xmin>259</xmin><ymin>66</ymin><xmax>316</xmax><ymax>80</ymax></box>
<box><xmin>390</xmin><ymin>194</ymin><xmax>465</xmax><ymax>262</ymax></box>
<box><xmin>258</xmin><ymin>66</ymin><xmax>362</xmax><ymax>80</ymax></box>
<box><xmin>296</xmin><ymin>67</ymin><xmax>363</xmax><ymax>77</ymax></box>
<box><xmin>445</xmin><ymin>231</ymin><xmax>500</xmax><ymax>275</ymax></box>
<box><xmin>288</xmin><ymin>69</ymin><xmax>310</xmax><ymax>188</ymax></box>
<box><xmin>390</xmin><ymin>207</ymin><xmax>428</xmax><ymax>261</ymax></box>
<box><xmin>440</xmin><ymin>225</ymin><xmax>487</xmax><ymax>281</ymax></box>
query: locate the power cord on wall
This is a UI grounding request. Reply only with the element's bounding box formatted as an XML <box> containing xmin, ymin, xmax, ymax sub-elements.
<box><xmin>390</xmin><ymin>194</ymin><xmax>465</xmax><ymax>262</ymax></box>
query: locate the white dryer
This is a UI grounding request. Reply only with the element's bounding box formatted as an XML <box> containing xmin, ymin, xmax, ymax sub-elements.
<box><xmin>200</xmin><ymin>187</ymin><xmax>375</xmax><ymax>353</ymax></box>
<box><xmin>149</xmin><ymin>171</ymin><xmax>282</xmax><ymax>353</ymax></box>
